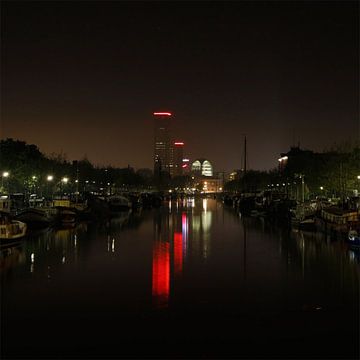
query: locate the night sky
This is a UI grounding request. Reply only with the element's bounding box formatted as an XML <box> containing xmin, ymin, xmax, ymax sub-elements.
<box><xmin>1</xmin><ymin>1</ymin><xmax>359</xmax><ymax>172</ymax></box>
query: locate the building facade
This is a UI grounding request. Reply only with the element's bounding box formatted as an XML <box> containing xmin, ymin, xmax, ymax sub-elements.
<box><xmin>191</xmin><ymin>159</ymin><xmax>213</xmax><ymax>177</ymax></box>
<box><xmin>153</xmin><ymin>112</ymin><xmax>172</xmax><ymax>178</ymax></box>
<box><xmin>172</xmin><ymin>142</ymin><xmax>184</xmax><ymax>177</ymax></box>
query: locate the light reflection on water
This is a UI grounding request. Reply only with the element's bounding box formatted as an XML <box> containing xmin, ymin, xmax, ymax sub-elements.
<box><xmin>1</xmin><ymin>198</ymin><xmax>359</xmax><ymax>358</ymax></box>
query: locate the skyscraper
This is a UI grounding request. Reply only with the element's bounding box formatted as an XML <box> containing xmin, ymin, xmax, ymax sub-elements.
<box><xmin>153</xmin><ymin>112</ymin><xmax>172</xmax><ymax>178</ymax></box>
<box><xmin>172</xmin><ymin>141</ymin><xmax>184</xmax><ymax>177</ymax></box>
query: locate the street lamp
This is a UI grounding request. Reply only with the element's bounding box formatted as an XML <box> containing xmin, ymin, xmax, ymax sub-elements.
<box><xmin>31</xmin><ymin>175</ymin><xmax>38</xmax><ymax>195</ymax></box>
<box><xmin>2</xmin><ymin>171</ymin><xmax>9</xmax><ymax>194</ymax></box>
<box><xmin>60</xmin><ymin>177</ymin><xmax>69</xmax><ymax>196</ymax></box>
<box><xmin>47</xmin><ymin>175</ymin><xmax>54</xmax><ymax>200</ymax></box>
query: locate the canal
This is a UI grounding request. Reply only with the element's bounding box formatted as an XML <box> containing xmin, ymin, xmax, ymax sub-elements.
<box><xmin>1</xmin><ymin>198</ymin><xmax>359</xmax><ymax>358</ymax></box>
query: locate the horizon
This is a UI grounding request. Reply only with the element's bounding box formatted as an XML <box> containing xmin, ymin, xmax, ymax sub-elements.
<box><xmin>1</xmin><ymin>1</ymin><xmax>358</xmax><ymax>173</ymax></box>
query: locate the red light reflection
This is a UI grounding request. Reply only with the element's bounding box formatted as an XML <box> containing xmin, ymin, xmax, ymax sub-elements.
<box><xmin>173</xmin><ymin>232</ymin><xmax>183</xmax><ymax>275</ymax></box>
<box><xmin>152</xmin><ymin>241</ymin><xmax>170</xmax><ymax>307</ymax></box>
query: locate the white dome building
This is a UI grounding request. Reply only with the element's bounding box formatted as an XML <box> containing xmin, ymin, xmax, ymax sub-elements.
<box><xmin>191</xmin><ymin>159</ymin><xmax>213</xmax><ymax>177</ymax></box>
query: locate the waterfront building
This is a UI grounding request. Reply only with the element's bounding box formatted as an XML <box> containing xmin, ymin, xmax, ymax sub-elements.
<box><xmin>199</xmin><ymin>178</ymin><xmax>223</xmax><ymax>193</ymax></box>
<box><xmin>189</xmin><ymin>159</ymin><xmax>223</xmax><ymax>193</ymax></box>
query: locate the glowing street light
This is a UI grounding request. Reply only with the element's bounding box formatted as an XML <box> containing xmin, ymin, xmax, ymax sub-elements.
<box><xmin>46</xmin><ymin>175</ymin><xmax>54</xmax><ymax>200</ymax></box>
<box><xmin>1</xmin><ymin>171</ymin><xmax>10</xmax><ymax>194</ymax></box>
<box><xmin>61</xmin><ymin>177</ymin><xmax>69</xmax><ymax>184</ymax></box>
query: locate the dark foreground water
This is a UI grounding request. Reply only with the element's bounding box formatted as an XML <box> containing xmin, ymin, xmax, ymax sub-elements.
<box><xmin>1</xmin><ymin>198</ymin><xmax>359</xmax><ymax>359</ymax></box>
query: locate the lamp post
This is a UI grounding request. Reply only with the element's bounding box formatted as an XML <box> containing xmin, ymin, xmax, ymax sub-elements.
<box><xmin>31</xmin><ymin>176</ymin><xmax>38</xmax><ymax>195</ymax></box>
<box><xmin>47</xmin><ymin>175</ymin><xmax>54</xmax><ymax>201</ymax></box>
<box><xmin>61</xmin><ymin>177</ymin><xmax>69</xmax><ymax>196</ymax></box>
<box><xmin>301</xmin><ymin>174</ymin><xmax>305</xmax><ymax>203</ymax></box>
<box><xmin>2</xmin><ymin>171</ymin><xmax>10</xmax><ymax>194</ymax></box>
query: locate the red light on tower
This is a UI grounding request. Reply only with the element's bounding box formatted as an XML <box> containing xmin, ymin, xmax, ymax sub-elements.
<box><xmin>174</xmin><ymin>142</ymin><xmax>184</xmax><ymax>146</ymax></box>
<box><xmin>153</xmin><ymin>112</ymin><xmax>172</xmax><ymax>116</ymax></box>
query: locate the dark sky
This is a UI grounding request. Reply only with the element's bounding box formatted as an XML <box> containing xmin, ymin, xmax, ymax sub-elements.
<box><xmin>1</xmin><ymin>1</ymin><xmax>359</xmax><ymax>172</ymax></box>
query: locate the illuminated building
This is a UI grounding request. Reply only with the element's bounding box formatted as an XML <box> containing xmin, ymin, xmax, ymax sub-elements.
<box><xmin>153</xmin><ymin>112</ymin><xmax>172</xmax><ymax>178</ymax></box>
<box><xmin>199</xmin><ymin>178</ymin><xmax>223</xmax><ymax>193</ymax></box>
<box><xmin>182</xmin><ymin>158</ymin><xmax>190</xmax><ymax>174</ymax></box>
<box><xmin>229</xmin><ymin>170</ymin><xmax>240</xmax><ymax>181</ymax></box>
<box><xmin>190</xmin><ymin>159</ymin><xmax>223</xmax><ymax>193</ymax></box>
<box><xmin>191</xmin><ymin>159</ymin><xmax>213</xmax><ymax>177</ymax></box>
<box><xmin>172</xmin><ymin>141</ymin><xmax>184</xmax><ymax>177</ymax></box>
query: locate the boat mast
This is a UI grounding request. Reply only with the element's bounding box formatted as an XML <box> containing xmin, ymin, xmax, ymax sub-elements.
<box><xmin>244</xmin><ymin>135</ymin><xmax>247</xmax><ymax>176</ymax></box>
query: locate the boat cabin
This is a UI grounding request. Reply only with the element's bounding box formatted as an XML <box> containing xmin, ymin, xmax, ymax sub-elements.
<box><xmin>0</xmin><ymin>197</ymin><xmax>11</xmax><ymax>213</ymax></box>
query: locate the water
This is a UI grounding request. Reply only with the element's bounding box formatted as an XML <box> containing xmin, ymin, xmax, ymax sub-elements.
<box><xmin>1</xmin><ymin>198</ymin><xmax>359</xmax><ymax>359</ymax></box>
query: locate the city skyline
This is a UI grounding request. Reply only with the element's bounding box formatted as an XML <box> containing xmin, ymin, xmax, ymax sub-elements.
<box><xmin>1</xmin><ymin>1</ymin><xmax>358</xmax><ymax>172</ymax></box>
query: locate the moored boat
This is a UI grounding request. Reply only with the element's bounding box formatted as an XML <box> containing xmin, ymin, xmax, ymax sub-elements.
<box><xmin>14</xmin><ymin>207</ymin><xmax>56</xmax><ymax>229</ymax></box>
<box><xmin>0</xmin><ymin>211</ymin><xmax>27</xmax><ymax>241</ymax></box>
<box><xmin>107</xmin><ymin>195</ymin><xmax>132</xmax><ymax>212</ymax></box>
<box><xmin>52</xmin><ymin>199</ymin><xmax>77</xmax><ymax>225</ymax></box>
<box><xmin>315</xmin><ymin>206</ymin><xmax>359</xmax><ymax>237</ymax></box>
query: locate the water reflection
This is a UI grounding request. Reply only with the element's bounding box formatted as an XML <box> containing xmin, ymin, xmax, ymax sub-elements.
<box><xmin>1</xmin><ymin>199</ymin><xmax>359</xmax><ymax>359</ymax></box>
<box><xmin>0</xmin><ymin>244</ymin><xmax>26</xmax><ymax>271</ymax></box>
<box><xmin>151</xmin><ymin>197</ymin><xmax>217</xmax><ymax>308</ymax></box>
<box><xmin>152</xmin><ymin>240</ymin><xmax>170</xmax><ymax>307</ymax></box>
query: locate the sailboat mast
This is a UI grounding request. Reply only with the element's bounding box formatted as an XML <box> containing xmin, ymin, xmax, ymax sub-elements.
<box><xmin>244</xmin><ymin>135</ymin><xmax>247</xmax><ymax>175</ymax></box>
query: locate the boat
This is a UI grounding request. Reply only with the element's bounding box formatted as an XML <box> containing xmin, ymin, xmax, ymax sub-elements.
<box><xmin>0</xmin><ymin>211</ymin><xmax>27</xmax><ymax>241</ymax></box>
<box><xmin>107</xmin><ymin>195</ymin><xmax>132</xmax><ymax>212</ymax></box>
<box><xmin>315</xmin><ymin>206</ymin><xmax>359</xmax><ymax>237</ymax></box>
<box><xmin>14</xmin><ymin>207</ymin><xmax>56</xmax><ymax>229</ymax></box>
<box><xmin>290</xmin><ymin>202</ymin><xmax>317</xmax><ymax>231</ymax></box>
<box><xmin>297</xmin><ymin>218</ymin><xmax>316</xmax><ymax>231</ymax></box>
<box><xmin>84</xmin><ymin>194</ymin><xmax>111</xmax><ymax>220</ymax></box>
<box><xmin>0</xmin><ymin>196</ymin><xmax>11</xmax><ymax>213</ymax></box>
<box><xmin>52</xmin><ymin>198</ymin><xmax>77</xmax><ymax>225</ymax></box>
<box><xmin>348</xmin><ymin>229</ymin><xmax>360</xmax><ymax>247</ymax></box>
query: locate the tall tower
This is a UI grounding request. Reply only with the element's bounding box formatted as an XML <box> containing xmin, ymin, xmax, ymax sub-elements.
<box><xmin>153</xmin><ymin>111</ymin><xmax>172</xmax><ymax>178</ymax></box>
<box><xmin>172</xmin><ymin>141</ymin><xmax>184</xmax><ymax>177</ymax></box>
